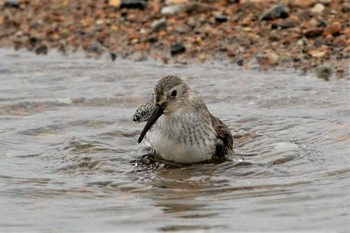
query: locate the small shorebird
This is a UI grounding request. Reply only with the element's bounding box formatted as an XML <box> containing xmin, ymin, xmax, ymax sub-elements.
<box><xmin>133</xmin><ymin>75</ymin><xmax>233</xmax><ymax>164</ymax></box>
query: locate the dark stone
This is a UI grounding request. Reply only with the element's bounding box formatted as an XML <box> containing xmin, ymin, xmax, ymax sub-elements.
<box><xmin>147</xmin><ymin>36</ymin><xmax>158</xmax><ymax>43</ymax></box>
<box><xmin>110</xmin><ymin>52</ymin><xmax>117</xmax><ymax>61</ymax></box>
<box><xmin>251</xmin><ymin>15</ymin><xmax>259</xmax><ymax>21</ymax></box>
<box><xmin>35</xmin><ymin>45</ymin><xmax>48</xmax><ymax>55</ymax></box>
<box><xmin>304</xmin><ymin>28</ymin><xmax>324</xmax><ymax>38</ymax></box>
<box><xmin>317</xmin><ymin>20</ymin><xmax>327</xmax><ymax>27</ymax></box>
<box><xmin>170</xmin><ymin>43</ymin><xmax>186</xmax><ymax>56</ymax></box>
<box><xmin>215</xmin><ymin>14</ymin><xmax>228</xmax><ymax>23</ymax></box>
<box><xmin>342</xmin><ymin>4</ymin><xmax>350</xmax><ymax>13</ymax></box>
<box><xmin>29</xmin><ymin>37</ymin><xmax>38</xmax><ymax>48</ymax></box>
<box><xmin>279</xmin><ymin>19</ymin><xmax>296</xmax><ymax>29</ymax></box>
<box><xmin>4</xmin><ymin>0</ymin><xmax>19</xmax><ymax>8</ymax></box>
<box><xmin>236</xmin><ymin>59</ymin><xmax>244</xmax><ymax>66</ymax></box>
<box><xmin>120</xmin><ymin>0</ymin><xmax>146</xmax><ymax>10</ymax></box>
<box><xmin>314</xmin><ymin>38</ymin><xmax>324</xmax><ymax>47</ymax></box>
<box><xmin>261</xmin><ymin>5</ymin><xmax>289</xmax><ymax>21</ymax></box>
<box><xmin>315</xmin><ymin>65</ymin><xmax>332</xmax><ymax>81</ymax></box>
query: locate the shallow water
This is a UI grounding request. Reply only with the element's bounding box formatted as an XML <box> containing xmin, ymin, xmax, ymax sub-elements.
<box><xmin>0</xmin><ymin>49</ymin><xmax>349</xmax><ymax>232</ymax></box>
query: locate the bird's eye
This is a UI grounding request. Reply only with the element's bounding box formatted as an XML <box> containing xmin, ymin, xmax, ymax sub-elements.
<box><xmin>171</xmin><ymin>90</ymin><xmax>177</xmax><ymax>97</ymax></box>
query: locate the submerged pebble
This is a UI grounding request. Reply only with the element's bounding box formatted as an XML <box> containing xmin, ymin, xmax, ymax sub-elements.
<box><xmin>315</xmin><ymin>65</ymin><xmax>333</xmax><ymax>81</ymax></box>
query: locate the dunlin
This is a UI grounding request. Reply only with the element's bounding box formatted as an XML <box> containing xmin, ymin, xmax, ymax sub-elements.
<box><xmin>133</xmin><ymin>75</ymin><xmax>233</xmax><ymax>164</ymax></box>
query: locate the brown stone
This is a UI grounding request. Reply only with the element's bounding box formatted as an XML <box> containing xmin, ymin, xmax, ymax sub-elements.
<box><xmin>294</xmin><ymin>0</ymin><xmax>317</xmax><ymax>8</ymax></box>
<box><xmin>307</xmin><ymin>46</ymin><xmax>329</xmax><ymax>58</ymax></box>
<box><xmin>108</xmin><ymin>0</ymin><xmax>121</xmax><ymax>8</ymax></box>
<box><xmin>323</xmin><ymin>21</ymin><xmax>342</xmax><ymax>37</ymax></box>
<box><xmin>333</xmin><ymin>38</ymin><xmax>348</xmax><ymax>47</ymax></box>
<box><xmin>305</xmin><ymin>28</ymin><xmax>324</xmax><ymax>38</ymax></box>
<box><xmin>342</xmin><ymin>28</ymin><xmax>350</xmax><ymax>38</ymax></box>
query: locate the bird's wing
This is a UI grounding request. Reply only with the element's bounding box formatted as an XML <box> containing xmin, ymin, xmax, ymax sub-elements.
<box><xmin>210</xmin><ymin>114</ymin><xmax>233</xmax><ymax>156</ymax></box>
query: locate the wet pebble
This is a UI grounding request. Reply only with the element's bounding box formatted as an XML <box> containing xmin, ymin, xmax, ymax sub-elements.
<box><xmin>35</xmin><ymin>45</ymin><xmax>48</xmax><ymax>55</ymax></box>
<box><xmin>261</xmin><ymin>5</ymin><xmax>289</xmax><ymax>21</ymax></box>
<box><xmin>110</xmin><ymin>52</ymin><xmax>117</xmax><ymax>61</ymax></box>
<box><xmin>170</xmin><ymin>43</ymin><xmax>186</xmax><ymax>56</ymax></box>
<box><xmin>315</xmin><ymin>65</ymin><xmax>333</xmax><ymax>81</ymax></box>
<box><xmin>120</xmin><ymin>0</ymin><xmax>147</xmax><ymax>10</ymax></box>
<box><xmin>236</xmin><ymin>59</ymin><xmax>244</xmax><ymax>66</ymax></box>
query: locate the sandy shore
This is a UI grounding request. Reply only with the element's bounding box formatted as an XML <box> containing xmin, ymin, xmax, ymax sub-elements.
<box><xmin>0</xmin><ymin>0</ymin><xmax>349</xmax><ymax>78</ymax></box>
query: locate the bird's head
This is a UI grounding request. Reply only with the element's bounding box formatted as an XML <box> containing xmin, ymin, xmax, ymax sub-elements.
<box><xmin>138</xmin><ymin>75</ymin><xmax>189</xmax><ymax>143</ymax></box>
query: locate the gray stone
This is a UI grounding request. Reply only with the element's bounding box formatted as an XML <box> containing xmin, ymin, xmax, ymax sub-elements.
<box><xmin>151</xmin><ymin>18</ymin><xmax>167</xmax><ymax>32</ymax></box>
<box><xmin>161</xmin><ymin>5</ymin><xmax>187</xmax><ymax>15</ymax></box>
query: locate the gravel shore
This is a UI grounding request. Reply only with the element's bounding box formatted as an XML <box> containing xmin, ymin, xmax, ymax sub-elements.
<box><xmin>1</xmin><ymin>0</ymin><xmax>349</xmax><ymax>78</ymax></box>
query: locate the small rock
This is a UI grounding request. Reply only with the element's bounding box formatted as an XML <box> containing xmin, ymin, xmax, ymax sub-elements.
<box><xmin>298</xmin><ymin>10</ymin><xmax>313</xmax><ymax>21</ymax></box>
<box><xmin>297</xmin><ymin>38</ymin><xmax>307</xmax><ymax>46</ymax></box>
<box><xmin>311</xmin><ymin>3</ymin><xmax>325</xmax><ymax>14</ymax></box>
<box><xmin>165</xmin><ymin>0</ymin><xmax>188</xmax><ymax>4</ymax></box>
<box><xmin>314</xmin><ymin>38</ymin><xmax>324</xmax><ymax>47</ymax></box>
<box><xmin>308</xmin><ymin>47</ymin><xmax>328</xmax><ymax>58</ymax></box>
<box><xmin>342</xmin><ymin>3</ymin><xmax>350</xmax><ymax>13</ymax></box>
<box><xmin>343</xmin><ymin>28</ymin><xmax>350</xmax><ymax>38</ymax></box>
<box><xmin>161</xmin><ymin>4</ymin><xmax>187</xmax><ymax>15</ymax></box>
<box><xmin>151</xmin><ymin>18</ymin><xmax>167</xmax><ymax>32</ymax></box>
<box><xmin>108</xmin><ymin>0</ymin><xmax>121</xmax><ymax>7</ymax></box>
<box><xmin>186</xmin><ymin>2</ymin><xmax>215</xmax><ymax>14</ymax></box>
<box><xmin>147</xmin><ymin>36</ymin><xmax>158</xmax><ymax>43</ymax></box>
<box><xmin>110</xmin><ymin>52</ymin><xmax>117</xmax><ymax>61</ymax></box>
<box><xmin>274</xmin><ymin>19</ymin><xmax>296</xmax><ymax>30</ymax></box>
<box><xmin>214</xmin><ymin>14</ymin><xmax>228</xmax><ymax>23</ymax></box>
<box><xmin>236</xmin><ymin>59</ymin><xmax>244</xmax><ymax>66</ymax></box>
<box><xmin>170</xmin><ymin>43</ymin><xmax>186</xmax><ymax>56</ymax></box>
<box><xmin>261</xmin><ymin>5</ymin><xmax>289</xmax><ymax>21</ymax></box>
<box><xmin>319</xmin><ymin>0</ymin><xmax>331</xmax><ymax>5</ymax></box>
<box><xmin>267</xmin><ymin>52</ymin><xmax>279</xmax><ymax>65</ymax></box>
<box><xmin>88</xmin><ymin>43</ymin><xmax>103</xmax><ymax>53</ymax></box>
<box><xmin>4</xmin><ymin>0</ymin><xmax>19</xmax><ymax>8</ymax></box>
<box><xmin>198</xmin><ymin>53</ymin><xmax>206</xmax><ymax>63</ymax></box>
<box><xmin>305</xmin><ymin>28</ymin><xmax>324</xmax><ymax>38</ymax></box>
<box><xmin>323</xmin><ymin>21</ymin><xmax>341</xmax><ymax>37</ymax></box>
<box><xmin>120</xmin><ymin>0</ymin><xmax>146</xmax><ymax>10</ymax></box>
<box><xmin>281</xmin><ymin>19</ymin><xmax>296</xmax><ymax>29</ymax></box>
<box><xmin>35</xmin><ymin>45</ymin><xmax>48</xmax><ymax>55</ymax></box>
<box><xmin>269</xmin><ymin>33</ymin><xmax>280</xmax><ymax>41</ymax></box>
<box><xmin>315</xmin><ymin>65</ymin><xmax>332</xmax><ymax>81</ymax></box>
<box><xmin>334</xmin><ymin>37</ymin><xmax>348</xmax><ymax>47</ymax></box>
<box><xmin>294</xmin><ymin>0</ymin><xmax>316</xmax><ymax>8</ymax></box>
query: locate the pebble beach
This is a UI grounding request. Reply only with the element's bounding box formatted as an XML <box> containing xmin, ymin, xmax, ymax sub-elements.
<box><xmin>1</xmin><ymin>0</ymin><xmax>349</xmax><ymax>78</ymax></box>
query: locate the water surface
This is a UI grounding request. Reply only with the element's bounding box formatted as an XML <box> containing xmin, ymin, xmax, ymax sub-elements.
<box><xmin>0</xmin><ymin>49</ymin><xmax>349</xmax><ymax>232</ymax></box>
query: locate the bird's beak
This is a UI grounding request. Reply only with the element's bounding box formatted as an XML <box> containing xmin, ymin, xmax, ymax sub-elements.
<box><xmin>138</xmin><ymin>104</ymin><xmax>164</xmax><ymax>143</ymax></box>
